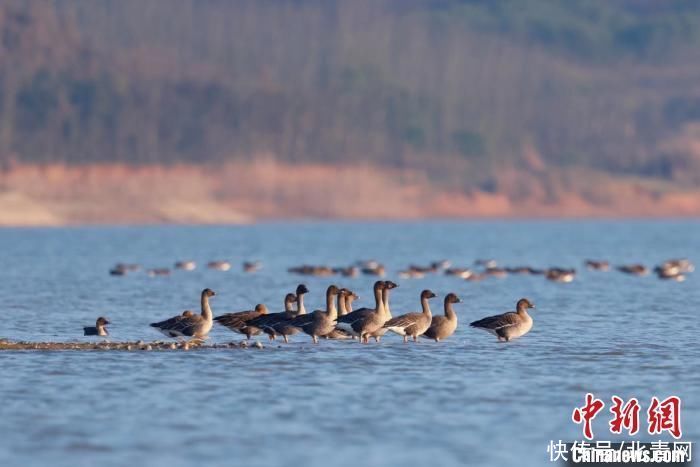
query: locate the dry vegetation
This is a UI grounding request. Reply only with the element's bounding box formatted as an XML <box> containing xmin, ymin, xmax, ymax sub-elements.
<box><xmin>2</xmin><ymin>1</ymin><xmax>700</xmax><ymax>223</ymax></box>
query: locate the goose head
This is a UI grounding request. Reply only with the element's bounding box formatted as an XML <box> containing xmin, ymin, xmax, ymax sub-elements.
<box><xmin>96</xmin><ymin>317</ymin><xmax>110</xmax><ymax>326</ymax></box>
<box><xmin>181</xmin><ymin>310</ymin><xmax>194</xmax><ymax>317</ymax></box>
<box><xmin>326</xmin><ymin>285</ymin><xmax>341</xmax><ymax>296</ymax></box>
<box><xmin>296</xmin><ymin>284</ymin><xmax>309</xmax><ymax>295</ymax></box>
<box><xmin>384</xmin><ymin>280</ymin><xmax>398</xmax><ymax>290</ymax></box>
<box><xmin>254</xmin><ymin>304</ymin><xmax>268</xmax><ymax>314</ymax></box>
<box><xmin>517</xmin><ymin>298</ymin><xmax>535</xmax><ymax>311</ymax></box>
<box><xmin>445</xmin><ymin>293</ymin><xmax>461</xmax><ymax>304</ymax></box>
<box><xmin>421</xmin><ymin>289</ymin><xmax>437</xmax><ymax>300</ymax></box>
<box><xmin>202</xmin><ymin>288</ymin><xmax>216</xmax><ymax>297</ymax></box>
<box><xmin>284</xmin><ymin>293</ymin><xmax>297</xmax><ymax>305</ymax></box>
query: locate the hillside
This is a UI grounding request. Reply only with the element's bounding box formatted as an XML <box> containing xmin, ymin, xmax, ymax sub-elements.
<box><xmin>2</xmin><ymin>1</ymin><xmax>700</xmax><ymax>223</ymax></box>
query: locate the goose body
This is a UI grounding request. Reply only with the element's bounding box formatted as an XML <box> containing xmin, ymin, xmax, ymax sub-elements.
<box><xmin>150</xmin><ymin>288</ymin><xmax>216</xmax><ymax>339</ymax></box>
<box><xmin>368</xmin><ymin>281</ymin><xmax>397</xmax><ymax>342</ymax></box>
<box><xmin>289</xmin><ymin>285</ymin><xmax>340</xmax><ymax>343</ymax></box>
<box><xmin>269</xmin><ymin>284</ymin><xmax>309</xmax><ymax>343</ymax></box>
<box><xmin>383</xmin><ymin>289</ymin><xmax>435</xmax><ymax>343</ymax></box>
<box><xmin>248</xmin><ymin>294</ymin><xmax>298</xmax><ymax>341</ymax></box>
<box><xmin>470</xmin><ymin>298</ymin><xmax>534</xmax><ymax>342</ymax></box>
<box><xmin>423</xmin><ymin>293</ymin><xmax>460</xmax><ymax>342</ymax></box>
<box><xmin>325</xmin><ymin>289</ymin><xmax>357</xmax><ymax>340</ymax></box>
<box><xmin>84</xmin><ymin>317</ymin><xmax>110</xmax><ymax>337</ymax></box>
<box><xmin>336</xmin><ymin>281</ymin><xmax>387</xmax><ymax>343</ymax></box>
<box><xmin>214</xmin><ymin>304</ymin><xmax>268</xmax><ymax>339</ymax></box>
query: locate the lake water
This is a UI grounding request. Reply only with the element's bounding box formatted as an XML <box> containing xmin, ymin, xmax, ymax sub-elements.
<box><xmin>0</xmin><ymin>221</ymin><xmax>698</xmax><ymax>466</ymax></box>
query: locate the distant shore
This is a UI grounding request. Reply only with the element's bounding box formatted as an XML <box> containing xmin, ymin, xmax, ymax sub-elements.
<box><xmin>1</xmin><ymin>162</ymin><xmax>700</xmax><ymax>226</ymax></box>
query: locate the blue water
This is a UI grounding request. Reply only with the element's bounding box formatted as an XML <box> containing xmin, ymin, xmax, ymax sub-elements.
<box><xmin>0</xmin><ymin>221</ymin><xmax>698</xmax><ymax>466</ymax></box>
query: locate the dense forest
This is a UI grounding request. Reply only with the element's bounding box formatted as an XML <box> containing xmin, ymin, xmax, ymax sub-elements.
<box><xmin>3</xmin><ymin>0</ymin><xmax>700</xmax><ymax>188</ymax></box>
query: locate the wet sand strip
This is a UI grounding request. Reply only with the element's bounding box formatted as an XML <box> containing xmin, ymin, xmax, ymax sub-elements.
<box><xmin>0</xmin><ymin>339</ymin><xmax>262</xmax><ymax>351</ymax></box>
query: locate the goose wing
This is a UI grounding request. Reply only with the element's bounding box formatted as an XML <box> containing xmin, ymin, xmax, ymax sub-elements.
<box><xmin>248</xmin><ymin>311</ymin><xmax>287</xmax><ymax>329</ymax></box>
<box><xmin>214</xmin><ymin>310</ymin><xmax>261</xmax><ymax>330</ymax></box>
<box><xmin>151</xmin><ymin>314</ymin><xmax>202</xmax><ymax>336</ymax></box>
<box><xmin>287</xmin><ymin>310</ymin><xmax>319</xmax><ymax>328</ymax></box>
<box><xmin>337</xmin><ymin>307</ymin><xmax>373</xmax><ymax>324</ymax></box>
<box><xmin>469</xmin><ymin>311</ymin><xmax>519</xmax><ymax>330</ymax></box>
<box><xmin>383</xmin><ymin>312</ymin><xmax>422</xmax><ymax>329</ymax></box>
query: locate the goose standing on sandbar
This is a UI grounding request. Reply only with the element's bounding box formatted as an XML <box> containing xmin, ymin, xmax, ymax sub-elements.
<box><xmin>288</xmin><ymin>285</ymin><xmax>340</xmax><ymax>344</ymax></box>
<box><xmin>336</xmin><ymin>281</ymin><xmax>387</xmax><ymax>344</ymax></box>
<box><xmin>84</xmin><ymin>317</ymin><xmax>110</xmax><ymax>337</ymax></box>
<box><xmin>369</xmin><ymin>280</ymin><xmax>398</xmax><ymax>343</ymax></box>
<box><xmin>150</xmin><ymin>288</ymin><xmax>216</xmax><ymax>340</ymax></box>
<box><xmin>272</xmin><ymin>284</ymin><xmax>309</xmax><ymax>343</ymax></box>
<box><xmin>383</xmin><ymin>289</ymin><xmax>436</xmax><ymax>343</ymax></box>
<box><xmin>470</xmin><ymin>298</ymin><xmax>534</xmax><ymax>342</ymax></box>
<box><xmin>422</xmin><ymin>293</ymin><xmax>461</xmax><ymax>342</ymax></box>
<box><xmin>248</xmin><ymin>293</ymin><xmax>298</xmax><ymax>341</ymax></box>
<box><xmin>214</xmin><ymin>304</ymin><xmax>268</xmax><ymax>340</ymax></box>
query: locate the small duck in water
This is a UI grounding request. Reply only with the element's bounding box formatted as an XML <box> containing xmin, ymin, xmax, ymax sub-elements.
<box><xmin>84</xmin><ymin>317</ymin><xmax>110</xmax><ymax>337</ymax></box>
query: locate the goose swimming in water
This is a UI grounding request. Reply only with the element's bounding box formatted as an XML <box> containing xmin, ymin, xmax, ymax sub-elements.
<box><xmin>150</xmin><ymin>288</ymin><xmax>216</xmax><ymax>340</ymax></box>
<box><xmin>288</xmin><ymin>285</ymin><xmax>341</xmax><ymax>344</ymax></box>
<box><xmin>175</xmin><ymin>261</ymin><xmax>196</xmax><ymax>271</ymax></box>
<box><xmin>585</xmin><ymin>260</ymin><xmax>609</xmax><ymax>271</ymax></box>
<box><xmin>470</xmin><ymin>298</ymin><xmax>534</xmax><ymax>342</ymax></box>
<box><xmin>208</xmin><ymin>260</ymin><xmax>231</xmax><ymax>271</ymax></box>
<box><xmin>422</xmin><ymin>293</ymin><xmax>461</xmax><ymax>342</ymax></box>
<box><xmin>243</xmin><ymin>261</ymin><xmax>262</xmax><ymax>273</ymax></box>
<box><xmin>383</xmin><ymin>289</ymin><xmax>436</xmax><ymax>343</ymax></box>
<box><xmin>336</xmin><ymin>281</ymin><xmax>387</xmax><ymax>343</ymax></box>
<box><xmin>84</xmin><ymin>317</ymin><xmax>110</xmax><ymax>337</ymax></box>
<box><xmin>214</xmin><ymin>304</ymin><xmax>268</xmax><ymax>339</ymax></box>
<box><xmin>617</xmin><ymin>264</ymin><xmax>649</xmax><ymax>276</ymax></box>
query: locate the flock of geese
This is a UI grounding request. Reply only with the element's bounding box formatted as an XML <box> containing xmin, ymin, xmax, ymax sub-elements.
<box><xmin>109</xmin><ymin>258</ymin><xmax>694</xmax><ymax>283</ymax></box>
<box><xmin>88</xmin><ymin>256</ymin><xmax>693</xmax><ymax>346</ymax></box>
<box><xmin>287</xmin><ymin>258</ymin><xmax>694</xmax><ymax>283</ymax></box>
<box><xmin>85</xmin><ymin>281</ymin><xmax>536</xmax><ymax>345</ymax></box>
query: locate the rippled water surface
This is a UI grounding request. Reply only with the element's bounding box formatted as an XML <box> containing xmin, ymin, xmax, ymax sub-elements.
<box><xmin>1</xmin><ymin>221</ymin><xmax>698</xmax><ymax>467</ymax></box>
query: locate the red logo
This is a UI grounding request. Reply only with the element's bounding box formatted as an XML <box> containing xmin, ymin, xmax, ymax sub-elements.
<box><xmin>648</xmin><ymin>396</ymin><xmax>682</xmax><ymax>439</ymax></box>
<box><xmin>572</xmin><ymin>393</ymin><xmax>605</xmax><ymax>440</ymax></box>
<box><xmin>609</xmin><ymin>396</ymin><xmax>640</xmax><ymax>436</ymax></box>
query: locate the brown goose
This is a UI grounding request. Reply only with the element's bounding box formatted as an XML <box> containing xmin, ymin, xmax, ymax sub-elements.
<box><xmin>208</xmin><ymin>260</ymin><xmax>231</xmax><ymax>271</ymax></box>
<box><xmin>383</xmin><ymin>289</ymin><xmax>436</xmax><ymax>343</ymax></box>
<box><xmin>272</xmin><ymin>284</ymin><xmax>310</xmax><ymax>343</ymax></box>
<box><xmin>423</xmin><ymin>293</ymin><xmax>461</xmax><ymax>342</ymax></box>
<box><xmin>369</xmin><ymin>280</ymin><xmax>398</xmax><ymax>343</ymax></box>
<box><xmin>617</xmin><ymin>264</ymin><xmax>649</xmax><ymax>276</ymax></box>
<box><xmin>325</xmin><ymin>289</ymin><xmax>356</xmax><ymax>340</ymax></box>
<box><xmin>150</xmin><ymin>288</ymin><xmax>216</xmax><ymax>340</ymax></box>
<box><xmin>336</xmin><ymin>281</ymin><xmax>387</xmax><ymax>343</ymax></box>
<box><xmin>470</xmin><ymin>298</ymin><xmax>534</xmax><ymax>342</ymax></box>
<box><xmin>214</xmin><ymin>304</ymin><xmax>268</xmax><ymax>339</ymax></box>
<box><xmin>84</xmin><ymin>317</ymin><xmax>110</xmax><ymax>337</ymax></box>
<box><xmin>344</xmin><ymin>289</ymin><xmax>359</xmax><ymax>312</ymax></box>
<box><xmin>288</xmin><ymin>285</ymin><xmax>340</xmax><ymax>343</ymax></box>
<box><xmin>174</xmin><ymin>260</ymin><xmax>196</xmax><ymax>271</ymax></box>
<box><xmin>585</xmin><ymin>260</ymin><xmax>609</xmax><ymax>271</ymax></box>
<box><xmin>247</xmin><ymin>293</ymin><xmax>298</xmax><ymax>341</ymax></box>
